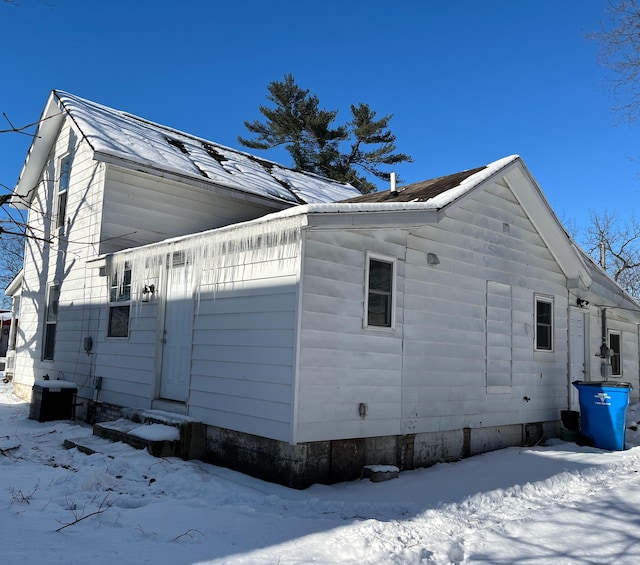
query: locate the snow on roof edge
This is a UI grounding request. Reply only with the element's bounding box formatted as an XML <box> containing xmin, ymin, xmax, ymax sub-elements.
<box><xmin>53</xmin><ymin>90</ymin><xmax>358</xmax><ymax>204</ymax></box>
<box><xmin>425</xmin><ymin>154</ymin><xmax>520</xmax><ymax>208</ymax></box>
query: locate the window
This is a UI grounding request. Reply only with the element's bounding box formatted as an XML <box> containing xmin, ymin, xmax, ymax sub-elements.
<box><xmin>108</xmin><ymin>266</ymin><xmax>131</xmax><ymax>338</ymax></box>
<box><xmin>56</xmin><ymin>154</ymin><xmax>71</xmax><ymax>229</ymax></box>
<box><xmin>609</xmin><ymin>331</ymin><xmax>622</xmax><ymax>376</ymax></box>
<box><xmin>365</xmin><ymin>254</ymin><xmax>395</xmax><ymax>328</ymax></box>
<box><xmin>535</xmin><ymin>296</ymin><xmax>553</xmax><ymax>351</ymax></box>
<box><xmin>43</xmin><ymin>284</ymin><xmax>60</xmax><ymax>360</ymax></box>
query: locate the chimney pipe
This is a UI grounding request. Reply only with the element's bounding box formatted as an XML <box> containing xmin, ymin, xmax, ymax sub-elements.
<box><xmin>390</xmin><ymin>172</ymin><xmax>397</xmax><ymax>193</ymax></box>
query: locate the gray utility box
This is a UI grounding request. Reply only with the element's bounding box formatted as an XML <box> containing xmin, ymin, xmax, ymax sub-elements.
<box><xmin>29</xmin><ymin>381</ymin><xmax>77</xmax><ymax>422</ymax></box>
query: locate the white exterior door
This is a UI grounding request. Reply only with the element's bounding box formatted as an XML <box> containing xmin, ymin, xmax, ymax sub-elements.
<box><xmin>569</xmin><ymin>308</ymin><xmax>586</xmax><ymax>411</ymax></box>
<box><xmin>160</xmin><ymin>262</ymin><xmax>194</xmax><ymax>402</ymax></box>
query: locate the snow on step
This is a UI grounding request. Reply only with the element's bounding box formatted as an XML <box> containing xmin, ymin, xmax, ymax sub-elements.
<box><xmin>129</xmin><ymin>424</ymin><xmax>180</xmax><ymax>442</ymax></box>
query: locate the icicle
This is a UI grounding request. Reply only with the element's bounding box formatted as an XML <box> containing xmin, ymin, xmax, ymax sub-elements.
<box><xmin>106</xmin><ymin>214</ymin><xmax>304</xmax><ymax>317</ymax></box>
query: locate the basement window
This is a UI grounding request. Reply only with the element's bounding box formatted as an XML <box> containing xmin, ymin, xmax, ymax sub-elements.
<box><xmin>108</xmin><ymin>265</ymin><xmax>131</xmax><ymax>338</ymax></box>
<box><xmin>535</xmin><ymin>296</ymin><xmax>553</xmax><ymax>351</ymax></box>
<box><xmin>365</xmin><ymin>253</ymin><xmax>395</xmax><ymax>329</ymax></box>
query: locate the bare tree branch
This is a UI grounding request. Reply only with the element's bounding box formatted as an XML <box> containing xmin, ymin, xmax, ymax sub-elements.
<box><xmin>581</xmin><ymin>210</ymin><xmax>640</xmax><ymax>297</ymax></box>
<box><xmin>590</xmin><ymin>0</ymin><xmax>640</xmax><ymax>124</ymax></box>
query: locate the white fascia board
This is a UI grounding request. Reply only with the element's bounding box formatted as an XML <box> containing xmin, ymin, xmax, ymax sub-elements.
<box><xmin>96</xmin><ymin>152</ymin><xmax>293</xmax><ymax>211</ymax></box>
<box><xmin>304</xmin><ymin>208</ymin><xmax>439</xmax><ymax>229</ymax></box>
<box><xmin>86</xmin><ymin>255</ymin><xmax>108</xmax><ymax>269</ymax></box>
<box><xmin>12</xmin><ymin>94</ymin><xmax>66</xmax><ymax>208</ymax></box>
<box><xmin>502</xmin><ymin>160</ymin><xmax>592</xmax><ymax>291</ymax></box>
<box><xmin>4</xmin><ymin>269</ymin><xmax>23</xmax><ymax>296</ymax></box>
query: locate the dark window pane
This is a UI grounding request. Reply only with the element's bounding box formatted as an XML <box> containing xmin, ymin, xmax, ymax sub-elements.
<box><xmin>46</xmin><ymin>285</ymin><xmax>60</xmax><ymax>321</ymax></box>
<box><xmin>610</xmin><ymin>333</ymin><xmax>621</xmax><ymax>375</ymax></box>
<box><xmin>536</xmin><ymin>299</ymin><xmax>552</xmax><ymax>350</ymax></box>
<box><xmin>368</xmin><ymin>294</ymin><xmax>391</xmax><ymax>327</ymax></box>
<box><xmin>108</xmin><ymin>305</ymin><xmax>130</xmax><ymax>338</ymax></box>
<box><xmin>43</xmin><ymin>324</ymin><xmax>56</xmax><ymax>360</ymax></box>
<box><xmin>537</xmin><ymin>326</ymin><xmax>551</xmax><ymax>350</ymax></box>
<box><xmin>56</xmin><ymin>190</ymin><xmax>68</xmax><ymax>228</ymax></box>
<box><xmin>368</xmin><ymin>258</ymin><xmax>393</xmax><ymax>327</ymax></box>
<box><xmin>536</xmin><ymin>301</ymin><xmax>551</xmax><ymax>323</ymax></box>
<box><xmin>369</xmin><ymin>260</ymin><xmax>392</xmax><ymax>292</ymax></box>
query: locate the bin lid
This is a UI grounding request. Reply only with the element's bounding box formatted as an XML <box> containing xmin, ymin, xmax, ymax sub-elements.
<box><xmin>33</xmin><ymin>379</ymin><xmax>78</xmax><ymax>389</ymax></box>
<box><xmin>572</xmin><ymin>380</ymin><xmax>632</xmax><ymax>389</ymax></box>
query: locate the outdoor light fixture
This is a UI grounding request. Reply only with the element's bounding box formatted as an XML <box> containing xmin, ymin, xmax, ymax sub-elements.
<box><xmin>142</xmin><ymin>284</ymin><xmax>156</xmax><ymax>302</ymax></box>
<box><xmin>427</xmin><ymin>253</ymin><xmax>440</xmax><ymax>266</ymax></box>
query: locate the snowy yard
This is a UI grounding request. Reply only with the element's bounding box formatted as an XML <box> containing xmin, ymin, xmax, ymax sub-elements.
<box><xmin>2</xmin><ymin>380</ymin><xmax>640</xmax><ymax>564</ymax></box>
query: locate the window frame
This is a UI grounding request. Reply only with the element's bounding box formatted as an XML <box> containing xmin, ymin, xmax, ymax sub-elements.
<box><xmin>535</xmin><ymin>295</ymin><xmax>554</xmax><ymax>351</ymax></box>
<box><xmin>42</xmin><ymin>283</ymin><xmax>60</xmax><ymax>361</ymax></box>
<box><xmin>608</xmin><ymin>330</ymin><xmax>622</xmax><ymax>376</ymax></box>
<box><xmin>107</xmin><ymin>265</ymin><xmax>132</xmax><ymax>338</ymax></box>
<box><xmin>364</xmin><ymin>252</ymin><xmax>396</xmax><ymax>330</ymax></box>
<box><xmin>56</xmin><ymin>153</ymin><xmax>72</xmax><ymax>230</ymax></box>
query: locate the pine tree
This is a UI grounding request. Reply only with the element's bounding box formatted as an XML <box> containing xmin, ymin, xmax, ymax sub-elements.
<box><xmin>239</xmin><ymin>74</ymin><xmax>412</xmax><ymax>193</ymax></box>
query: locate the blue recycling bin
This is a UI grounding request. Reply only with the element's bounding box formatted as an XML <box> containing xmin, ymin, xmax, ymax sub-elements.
<box><xmin>572</xmin><ymin>380</ymin><xmax>632</xmax><ymax>450</ymax></box>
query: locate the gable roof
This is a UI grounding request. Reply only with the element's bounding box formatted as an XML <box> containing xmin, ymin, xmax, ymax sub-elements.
<box><xmin>12</xmin><ymin>90</ymin><xmax>359</xmax><ymax>208</ymax></box>
<box><xmin>288</xmin><ymin>155</ymin><xmax>594</xmax><ymax>292</ymax></box>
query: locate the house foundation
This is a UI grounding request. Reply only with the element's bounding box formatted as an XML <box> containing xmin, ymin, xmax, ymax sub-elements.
<box><xmin>205</xmin><ymin>419</ymin><xmax>557</xmax><ymax>489</ymax></box>
<box><xmin>68</xmin><ymin>400</ymin><xmax>560</xmax><ymax>488</ymax></box>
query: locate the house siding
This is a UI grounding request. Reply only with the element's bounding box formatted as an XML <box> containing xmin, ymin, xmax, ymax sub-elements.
<box><xmin>82</xmin><ymin>220</ymin><xmax>304</xmax><ymax>442</ymax></box>
<box><xmin>100</xmin><ymin>167</ymin><xmax>281</xmax><ymax>253</ymax></box>
<box><xmin>13</xmin><ymin>120</ymin><xmax>104</xmax><ymax>398</ymax></box>
<box><xmin>297</xmin><ymin>229</ymin><xmax>406</xmax><ymax>442</ymax></box>
<box><xmin>296</xmin><ymin>180</ymin><xmax>570</xmax><ymax>445</ymax></box>
<box><xmin>188</xmin><ymin>258</ymin><xmax>300</xmax><ymax>442</ymax></box>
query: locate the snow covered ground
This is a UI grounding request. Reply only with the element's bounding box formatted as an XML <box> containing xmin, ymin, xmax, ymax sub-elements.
<box><xmin>2</xmin><ymin>380</ymin><xmax>640</xmax><ymax>565</ymax></box>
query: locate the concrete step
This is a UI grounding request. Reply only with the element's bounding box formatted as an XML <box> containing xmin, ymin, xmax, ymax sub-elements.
<box><xmin>92</xmin><ymin>419</ymin><xmax>176</xmax><ymax>457</ymax></box>
<box><xmin>65</xmin><ymin>409</ymin><xmax>206</xmax><ymax>460</ymax></box>
<box><xmin>63</xmin><ymin>433</ymin><xmax>142</xmax><ymax>458</ymax></box>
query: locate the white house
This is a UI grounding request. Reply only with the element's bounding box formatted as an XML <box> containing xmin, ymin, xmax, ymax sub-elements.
<box><xmin>8</xmin><ymin>90</ymin><xmax>640</xmax><ymax>487</ymax></box>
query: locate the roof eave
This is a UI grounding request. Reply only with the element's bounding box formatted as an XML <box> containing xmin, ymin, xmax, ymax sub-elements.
<box><xmin>11</xmin><ymin>92</ymin><xmax>66</xmax><ymax>208</ymax></box>
<box><xmin>4</xmin><ymin>269</ymin><xmax>23</xmax><ymax>296</ymax></box>
<box><xmin>500</xmin><ymin>159</ymin><xmax>592</xmax><ymax>291</ymax></box>
<box><xmin>96</xmin><ymin>152</ymin><xmax>296</xmax><ymax>210</ymax></box>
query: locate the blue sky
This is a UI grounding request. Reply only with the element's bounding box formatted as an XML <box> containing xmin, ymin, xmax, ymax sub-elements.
<box><xmin>0</xmin><ymin>0</ymin><xmax>637</xmax><ymax>232</ymax></box>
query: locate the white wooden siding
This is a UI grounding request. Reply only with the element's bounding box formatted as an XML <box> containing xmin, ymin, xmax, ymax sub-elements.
<box><xmin>296</xmin><ymin>181</ymin><xmax>573</xmax><ymax>443</ymax></box>
<box><xmin>296</xmin><ymin>230</ymin><xmax>406</xmax><ymax>442</ymax></box>
<box><xmin>100</xmin><ymin>167</ymin><xmax>280</xmax><ymax>253</ymax></box>
<box><xmin>14</xmin><ymin>120</ymin><xmax>105</xmax><ymax>397</ymax></box>
<box><xmin>187</xmin><ymin>257</ymin><xmax>300</xmax><ymax>441</ymax></box>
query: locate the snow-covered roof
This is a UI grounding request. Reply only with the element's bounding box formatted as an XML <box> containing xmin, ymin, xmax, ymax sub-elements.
<box><xmin>13</xmin><ymin>91</ymin><xmax>360</xmax><ymax>206</ymax></box>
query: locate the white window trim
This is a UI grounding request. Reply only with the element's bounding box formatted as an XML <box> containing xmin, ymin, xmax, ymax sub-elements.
<box><xmin>534</xmin><ymin>295</ymin><xmax>554</xmax><ymax>351</ymax></box>
<box><xmin>364</xmin><ymin>251</ymin><xmax>396</xmax><ymax>330</ymax></box>
<box><xmin>608</xmin><ymin>329</ymin><xmax>622</xmax><ymax>377</ymax></box>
